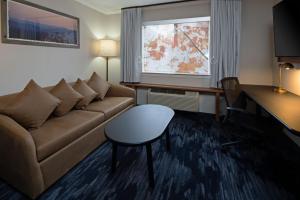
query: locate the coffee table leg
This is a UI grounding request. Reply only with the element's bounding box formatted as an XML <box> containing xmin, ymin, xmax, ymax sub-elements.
<box><xmin>165</xmin><ymin>128</ymin><xmax>171</xmax><ymax>151</ymax></box>
<box><xmin>146</xmin><ymin>144</ymin><xmax>154</xmax><ymax>187</ymax></box>
<box><xmin>112</xmin><ymin>143</ymin><xmax>117</xmax><ymax>173</ymax></box>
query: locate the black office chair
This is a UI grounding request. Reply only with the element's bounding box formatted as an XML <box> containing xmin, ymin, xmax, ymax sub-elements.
<box><xmin>221</xmin><ymin>77</ymin><xmax>246</xmax><ymax>123</ymax></box>
<box><xmin>221</xmin><ymin>77</ymin><xmax>262</xmax><ymax>148</ymax></box>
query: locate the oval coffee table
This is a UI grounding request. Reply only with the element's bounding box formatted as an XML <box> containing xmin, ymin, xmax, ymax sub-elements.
<box><xmin>105</xmin><ymin>104</ymin><xmax>174</xmax><ymax>187</ymax></box>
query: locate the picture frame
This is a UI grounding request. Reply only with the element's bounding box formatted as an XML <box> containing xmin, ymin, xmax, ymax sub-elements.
<box><xmin>1</xmin><ymin>0</ymin><xmax>80</xmax><ymax>48</ymax></box>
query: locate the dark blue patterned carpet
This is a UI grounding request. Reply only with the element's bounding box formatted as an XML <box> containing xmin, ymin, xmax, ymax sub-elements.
<box><xmin>1</xmin><ymin>111</ymin><xmax>300</xmax><ymax>200</ymax></box>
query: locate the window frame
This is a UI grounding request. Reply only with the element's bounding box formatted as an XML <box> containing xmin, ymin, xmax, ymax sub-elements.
<box><xmin>142</xmin><ymin>16</ymin><xmax>211</xmax><ymax>76</ymax></box>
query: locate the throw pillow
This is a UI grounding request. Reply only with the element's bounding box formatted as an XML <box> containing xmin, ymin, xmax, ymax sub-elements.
<box><xmin>87</xmin><ymin>72</ymin><xmax>110</xmax><ymax>100</ymax></box>
<box><xmin>1</xmin><ymin>80</ymin><xmax>61</xmax><ymax>129</ymax></box>
<box><xmin>50</xmin><ymin>79</ymin><xmax>83</xmax><ymax>116</ymax></box>
<box><xmin>73</xmin><ymin>79</ymin><xmax>98</xmax><ymax>109</ymax></box>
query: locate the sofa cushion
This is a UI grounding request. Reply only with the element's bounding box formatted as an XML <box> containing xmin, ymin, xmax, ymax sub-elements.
<box><xmin>50</xmin><ymin>79</ymin><xmax>83</xmax><ymax>116</ymax></box>
<box><xmin>87</xmin><ymin>72</ymin><xmax>110</xmax><ymax>100</ymax></box>
<box><xmin>85</xmin><ymin>97</ymin><xmax>134</xmax><ymax>120</ymax></box>
<box><xmin>0</xmin><ymin>80</ymin><xmax>61</xmax><ymax>129</ymax></box>
<box><xmin>30</xmin><ymin>110</ymin><xmax>105</xmax><ymax>161</ymax></box>
<box><xmin>73</xmin><ymin>79</ymin><xmax>98</xmax><ymax>109</ymax></box>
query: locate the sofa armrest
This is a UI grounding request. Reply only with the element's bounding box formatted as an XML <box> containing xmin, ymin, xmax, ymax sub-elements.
<box><xmin>0</xmin><ymin>114</ymin><xmax>44</xmax><ymax>198</ymax></box>
<box><xmin>107</xmin><ymin>84</ymin><xmax>136</xmax><ymax>99</ymax></box>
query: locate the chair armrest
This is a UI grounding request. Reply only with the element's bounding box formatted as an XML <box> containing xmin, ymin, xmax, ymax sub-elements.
<box><xmin>0</xmin><ymin>114</ymin><xmax>44</xmax><ymax>198</ymax></box>
<box><xmin>227</xmin><ymin>107</ymin><xmax>245</xmax><ymax>112</ymax></box>
<box><xmin>227</xmin><ymin>107</ymin><xmax>252</xmax><ymax>114</ymax></box>
<box><xmin>107</xmin><ymin>84</ymin><xmax>136</xmax><ymax>99</ymax></box>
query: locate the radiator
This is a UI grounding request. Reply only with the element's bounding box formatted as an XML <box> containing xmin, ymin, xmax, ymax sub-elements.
<box><xmin>147</xmin><ymin>88</ymin><xmax>199</xmax><ymax>112</ymax></box>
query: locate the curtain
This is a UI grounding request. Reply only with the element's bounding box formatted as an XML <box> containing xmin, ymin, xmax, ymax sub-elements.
<box><xmin>210</xmin><ymin>0</ymin><xmax>242</xmax><ymax>88</ymax></box>
<box><xmin>121</xmin><ymin>8</ymin><xmax>142</xmax><ymax>83</ymax></box>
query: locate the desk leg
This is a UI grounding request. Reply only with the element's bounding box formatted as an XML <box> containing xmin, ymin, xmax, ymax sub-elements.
<box><xmin>111</xmin><ymin>143</ymin><xmax>118</xmax><ymax>173</ymax></box>
<box><xmin>165</xmin><ymin>128</ymin><xmax>171</xmax><ymax>151</ymax></box>
<box><xmin>215</xmin><ymin>92</ymin><xmax>220</xmax><ymax>122</ymax></box>
<box><xmin>129</xmin><ymin>86</ymin><xmax>137</xmax><ymax>106</ymax></box>
<box><xmin>146</xmin><ymin>144</ymin><xmax>155</xmax><ymax>187</ymax></box>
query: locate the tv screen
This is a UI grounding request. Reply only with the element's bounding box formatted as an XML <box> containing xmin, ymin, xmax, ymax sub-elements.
<box><xmin>273</xmin><ymin>0</ymin><xmax>300</xmax><ymax>57</ymax></box>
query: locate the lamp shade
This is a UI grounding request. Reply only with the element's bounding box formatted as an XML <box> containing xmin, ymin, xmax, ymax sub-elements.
<box><xmin>99</xmin><ymin>39</ymin><xmax>118</xmax><ymax>57</ymax></box>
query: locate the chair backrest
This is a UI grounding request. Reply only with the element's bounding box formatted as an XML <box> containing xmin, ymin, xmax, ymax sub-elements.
<box><xmin>221</xmin><ymin>77</ymin><xmax>242</xmax><ymax>108</ymax></box>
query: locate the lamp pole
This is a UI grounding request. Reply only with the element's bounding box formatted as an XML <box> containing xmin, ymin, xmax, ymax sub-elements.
<box><xmin>106</xmin><ymin>57</ymin><xmax>109</xmax><ymax>82</ymax></box>
<box><xmin>279</xmin><ymin>66</ymin><xmax>282</xmax><ymax>90</ymax></box>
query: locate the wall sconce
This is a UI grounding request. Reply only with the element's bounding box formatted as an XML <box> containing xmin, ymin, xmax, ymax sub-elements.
<box><xmin>99</xmin><ymin>39</ymin><xmax>118</xmax><ymax>81</ymax></box>
<box><xmin>274</xmin><ymin>62</ymin><xmax>294</xmax><ymax>94</ymax></box>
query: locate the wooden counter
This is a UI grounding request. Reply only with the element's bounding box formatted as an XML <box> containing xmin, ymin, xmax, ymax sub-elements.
<box><xmin>121</xmin><ymin>82</ymin><xmax>224</xmax><ymax>121</ymax></box>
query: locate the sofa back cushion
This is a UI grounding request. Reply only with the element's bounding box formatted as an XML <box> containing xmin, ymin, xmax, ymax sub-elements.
<box><xmin>73</xmin><ymin>79</ymin><xmax>97</xmax><ymax>109</ymax></box>
<box><xmin>87</xmin><ymin>72</ymin><xmax>110</xmax><ymax>100</ymax></box>
<box><xmin>50</xmin><ymin>79</ymin><xmax>83</xmax><ymax>116</ymax></box>
<box><xmin>0</xmin><ymin>80</ymin><xmax>61</xmax><ymax>129</ymax></box>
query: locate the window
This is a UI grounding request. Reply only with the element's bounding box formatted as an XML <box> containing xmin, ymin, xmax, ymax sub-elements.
<box><xmin>142</xmin><ymin>17</ymin><xmax>210</xmax><ymax>76</ymax></box>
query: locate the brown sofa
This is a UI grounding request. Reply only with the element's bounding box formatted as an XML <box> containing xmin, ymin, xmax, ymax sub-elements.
<box><xmin>0</xmin><ymin>83</ymin><xmax>135</xmax><ymax>199</ymax></box>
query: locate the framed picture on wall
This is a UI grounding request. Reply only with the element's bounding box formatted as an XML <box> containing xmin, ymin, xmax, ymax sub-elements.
<box><xmin>1</xmin><ymin>0</ymin><xmax>80</xmax><ymax>48</ymax></box>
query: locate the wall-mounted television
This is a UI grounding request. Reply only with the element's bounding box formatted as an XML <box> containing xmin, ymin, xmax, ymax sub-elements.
<box><xmin>273</xmin><ymin>0</ymin><xmax>300</xmax><ymax>57</ymax></box>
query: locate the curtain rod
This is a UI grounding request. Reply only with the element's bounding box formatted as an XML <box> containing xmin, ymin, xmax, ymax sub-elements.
<box><xmin>121</xmin><ymin>0</ymin><xmax>201</xmax><ymax>10</ymax></box>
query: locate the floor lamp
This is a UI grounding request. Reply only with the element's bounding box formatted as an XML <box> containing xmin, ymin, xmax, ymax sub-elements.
<box><xmin>99</xmin><ymin>39</ymin><xmax>118</xmax><ymax>81</ymax></box>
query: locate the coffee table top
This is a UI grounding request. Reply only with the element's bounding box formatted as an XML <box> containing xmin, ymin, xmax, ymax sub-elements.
<box><xmin>105</xmin><ymin>104</ymin><xmax>174</xmax><ymax>146</ymax></box>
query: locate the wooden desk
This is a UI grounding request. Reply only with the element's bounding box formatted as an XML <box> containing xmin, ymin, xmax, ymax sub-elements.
<box><xmin>242</xmin><ymin>85</ymin><xmax>300</xmax><ymax>135</ymax></box>
<box><xmin>121</xmin><ymin>82</ymin><xmax>224</xmax><ymax>121</ymax></box>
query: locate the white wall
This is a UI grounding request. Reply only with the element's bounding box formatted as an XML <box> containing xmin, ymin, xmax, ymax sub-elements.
<box><xmin>281</xmin><ymin>69</ymin><xmax>300</xmax><ymax>95</ymax></box>
<box><xmin>143</xmin><ymin>0</ymin><xmax>210</xmax><ymax>22</ymax></box>
<box><xmin>140</xmin><ymin>0</ymin><xmax>276</xmax><ymax>88</ymax></box>
<box><xmin>0</xmin><ymin>0</ymin><xmax>112</xmax><ymax>95</ymax></box>
<box><xmin>0</xmin><ymin>0</ymin><xmax>278</xmax><ymax>94</ymax></box>
<box><xmin>273</xmin><ymin>0</ymin><xmax>300</xmax><ymax>96</ymax></box>
<box><xmin>239</xmin><ymin>0</ymin><xmax>275</xmax><ymax>85</ymax></box>
<box><xmin>239</xmin><ymin>0</ymin><xmax>300</xmax><ymax>97</ymax></box>
<box><xmin>239</xmin><ymin>0</ymin><xmax>300</xmax><ymax>96</ymax></box>
<box><xmin>2</xmin><ymin>0</ymin><xmax>297</xmax><ymax>113</ymax></box>
<box><xmin>137</xmin><ymin>0</ymin><xmax>277</xmax><ymax>113</ymax></box>
<box><xmin>106</xmin><ymin>14</ymin><xmax>121</xmax><ymax>84</ymax></box>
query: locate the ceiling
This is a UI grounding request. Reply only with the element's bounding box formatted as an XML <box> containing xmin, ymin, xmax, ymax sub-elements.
<box><xmin>74</xmin><ymin>0</ymin><xmax>182</xmax><ymax>15</ymax></box>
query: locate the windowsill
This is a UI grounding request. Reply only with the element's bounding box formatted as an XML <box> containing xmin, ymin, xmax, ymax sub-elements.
<box><xmin>140</xmin><ymin>72</ymin><xmax>211</xmax><ymax>88</ymax></box>
<box><xmin>141</xmin><ymin>72</ymin><xmax>211</xmax><ymax>78</ymax></box>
